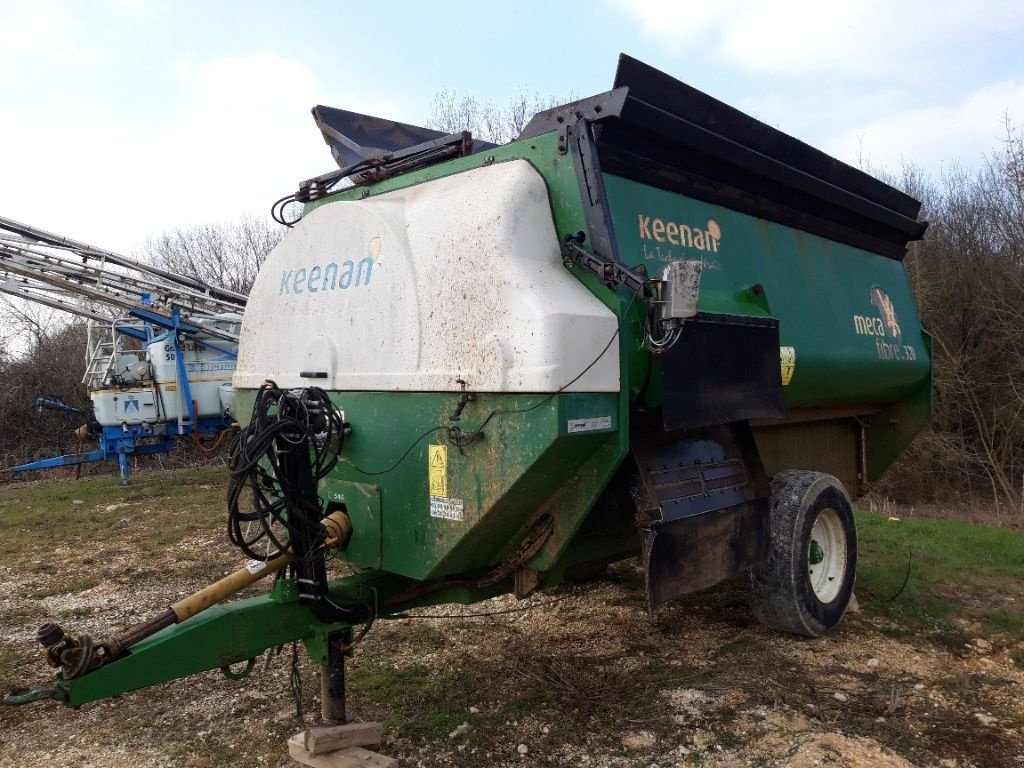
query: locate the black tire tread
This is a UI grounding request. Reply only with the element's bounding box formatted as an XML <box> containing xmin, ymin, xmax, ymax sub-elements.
<box><xmin>747</xmin><ymin>470</ymin><xmax>856</xmax><ymax>637</ymax></box>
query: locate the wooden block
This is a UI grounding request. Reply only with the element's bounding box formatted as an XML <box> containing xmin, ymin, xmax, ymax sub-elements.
<box><xmin>288</xmin><ymin>734</ymin><xmax>399</xmax><ymax>768</ymax></box>
<box><xmin>334</xmin><ymin>747</ymin><xmax>399</xmax><ymax>768</ymax></box>
<box><xmin>288</xmin><ymin>733</ymin><xmax>344</xmax><ymax>768</ymax></box>
<box><xmin>305</xmin><ymin>721</ymin><xmax>385</xmax><ymax>754</ymax></box>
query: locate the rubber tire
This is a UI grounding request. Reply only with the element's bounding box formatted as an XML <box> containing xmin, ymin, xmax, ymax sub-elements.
<box><xmin>747</xmin><ymin>470</ymin><xmax>857</xmax><ymax>637</ymax></box>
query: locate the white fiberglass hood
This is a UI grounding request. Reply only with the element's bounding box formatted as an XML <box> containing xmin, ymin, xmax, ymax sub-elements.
<box><xmin>235</xmin><ymin>160</ymin><xmax>618</xmax><ymax>393</ymax></box>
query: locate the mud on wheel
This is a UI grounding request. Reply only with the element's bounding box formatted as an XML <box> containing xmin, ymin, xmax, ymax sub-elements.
<box><xmin>747</xmin><ymin>471</ymin><xmax>857</xmax><ymax>637</ymax></box>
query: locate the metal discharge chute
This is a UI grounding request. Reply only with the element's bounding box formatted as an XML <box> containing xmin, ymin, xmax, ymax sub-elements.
<box><xmin>7</xmin><ymin>56</ymin><xmax>930</xmax><ymax>727</ymax></box>
<box><xmin>0</xmin><ymin>215</ymin><xmax>247</xmax><ymax>484</ymax></box>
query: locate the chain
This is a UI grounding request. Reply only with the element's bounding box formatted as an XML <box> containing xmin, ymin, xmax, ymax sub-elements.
<box><xmin>474</xmin><ymin>514</ymin><xmax>554</xmax><ymax>588</ymax></box>
<box><xmin>290</xmin><ymin>641</ymin><xmax>303</xmax><ymax>721</ymax></box>
<box><xmin>264</xmin><ymin>642</ymin><xmax>283</xmax><ymax>672</ymax></box>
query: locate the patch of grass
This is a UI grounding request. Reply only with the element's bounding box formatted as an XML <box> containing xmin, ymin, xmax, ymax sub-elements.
<box><xmin>0</xmin><ymin>467</ymin><xmax>228</xmax><ymax>568</ymax></box>
<box><xmin>0</xmin><ymin>649</ymin><xmax>24</xmax><ymax>695</ymax></box>
<box><xmin>349</xmin><ymin>661</ymin><xmax>476</xmax><ymax>741</ymax></box>
<box><xmin>0</xmin><ymin>648</ymin><xmax>20</xmax><ymax>676</ymax></box>
<box><xmin>68</xmin><ymin>576</ymin><xmax>100</xmax><ymax>592</ymax></box>
<box><xmin>717</xmin><ymin>633</ymin><xmax>763</xmax><ymax>656</ymax></box>
<box><xmin>856</xmin><ymin>716</ymin><xmax>925</xmax><ymax>763</ymax></box>
<box><xmin>349</xmin><ymin>636</ymin><xmax>705</xmax><ymax>760</ymax></box>
<box><xmin>984</xmin><ymin>608</ymin><xmax>1024</xmax><ymax>635</ymax></box>
<box><xmin>716</xmin><ymin>729</ymin><xmax>743</xmax><ymax>748</ymax></box>
<box><xmin>855</xmin><ymin>511</ymin><xmax>1024</xmax><ymax>638</ymax></box>
<box><xmin>400</xmin><ymin>622</ymin><xmax>448</xmax><ymax>648</ymax></box>
<box><xmin>27</xmin><ymin>575</ymin><xmax>101</xmax><ymax>599</ymax></box>
<box><xmin>29</xmin><ymin>575</ymin><xmax>101</xmax><ymax>599</ymax></box>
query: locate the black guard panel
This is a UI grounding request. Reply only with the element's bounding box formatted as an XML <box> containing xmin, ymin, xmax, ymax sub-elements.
<box><xmin>607</xmin><ymin>54</ymin><xmax>927</xmax><ymax>259</ymax></box>
<box><xmin>641</xmin><ymin>502</ymin><xmax>768</xmax><ymax>611</ymax></box>
<box><xmin>311</xmin><ymin>106</ymin><xmax>498</xmax><ymax>169</ymax></box>
<box><xmin>661</xmin><ymin>313</ymin><xmax>788</xmax><ymax>432</ymax></box>
<box><xmin>520</xmin><ymin>55</ymin><xmax>927</xmax><ymax>260</ymax></box>
<box><xmin>631</xmin><ymin>421</ymin><xmax>770</xmax><ymax>611</ymax></box>
<box><xmin>312</xmin><ymin>106</ymin><xmax>447</xmax><ymax>168</ymax></box>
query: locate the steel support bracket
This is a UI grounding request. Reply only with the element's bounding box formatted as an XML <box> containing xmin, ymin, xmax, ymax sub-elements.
<box><xmin>561</xmin><ymin>239</ymin><xmax>651</xmax><ymax>295</ymax></box>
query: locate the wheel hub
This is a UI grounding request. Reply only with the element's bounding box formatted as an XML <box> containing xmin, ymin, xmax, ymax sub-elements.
<box><xmin>808</xmin><ymin>540</ymin><xmax>824</xmax><ymax>565</ymax></box>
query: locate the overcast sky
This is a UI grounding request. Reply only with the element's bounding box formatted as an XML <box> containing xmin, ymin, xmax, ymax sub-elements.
<box><xmin>2</xmin><ymin>0</ymin><xmax>1022</xmax><ymax>253</ymax></box>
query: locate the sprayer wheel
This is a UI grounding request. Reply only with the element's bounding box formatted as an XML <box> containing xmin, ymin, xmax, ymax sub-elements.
<box><xmin>747</xmin><ymin>470</ymin><xmax>857</xmax><ymax>637</ymax></box>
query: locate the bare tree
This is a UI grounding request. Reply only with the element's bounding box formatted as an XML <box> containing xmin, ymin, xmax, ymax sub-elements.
<box><xmin>143</xmin><ymin>215</ymin><xmax>284</xmax><ymax>295</ymax></box>
<box><xmin>0</xmin><ymin>319</ymin><xmax>90</xmax><ymax>468</ymax></box>
<box><xmin>0</xmin><ymin>296</ymin><xmax>69</xmax><ymax>352</ymax></box>
<box><xmin>878</xmin><ymin>121</ymin><xmax>1024</xmax><ymax>523</ymax></box>
<box><xmin>428</xmin><ymin>88</ymin><xmax>569</xmax><ymax>145</ymax></box>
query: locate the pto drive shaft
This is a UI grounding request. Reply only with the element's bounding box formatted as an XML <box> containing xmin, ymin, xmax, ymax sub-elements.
<box><xmin>31</xmin><ymin>510</ymin><xmax>351</xmax><ymax>683</ymax></box>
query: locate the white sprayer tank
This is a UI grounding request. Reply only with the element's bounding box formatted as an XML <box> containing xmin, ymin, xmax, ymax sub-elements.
<box><xmin>90</xmin><ymin>316</ymin><xmax>239</xmax><ymax>428</ymax></box>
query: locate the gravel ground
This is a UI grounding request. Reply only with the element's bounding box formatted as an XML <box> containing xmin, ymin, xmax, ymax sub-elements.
<box><xmin>1</xmin><ymin>487</ymin><xmax>1022</xmax><ymax>768</ymax></box>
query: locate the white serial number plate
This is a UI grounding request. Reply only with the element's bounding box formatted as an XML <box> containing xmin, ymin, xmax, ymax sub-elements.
<box><xmin>430</xmin><ymin>496</ymin><xmax>464</xmax><ymax>521</ymax></box>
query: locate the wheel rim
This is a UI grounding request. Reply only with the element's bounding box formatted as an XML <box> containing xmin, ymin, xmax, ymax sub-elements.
<box><xmin>807</xmin><ymin>507</ymin><xmax>847</xmax><ymax>603</ymax></box>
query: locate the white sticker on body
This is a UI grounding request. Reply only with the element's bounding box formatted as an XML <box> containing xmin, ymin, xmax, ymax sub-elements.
<box><xmin>430</xmin><ymin>496</ymin><xmax>464</xmax><ymax>521</ymax></box>
<box><xmin>567</xmin><ymin>416</ymin><xmax>613</xmax><ymax>433</ymax></box>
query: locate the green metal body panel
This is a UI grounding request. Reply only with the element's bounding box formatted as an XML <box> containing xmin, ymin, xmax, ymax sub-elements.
<box><xmin>307</xmin><ymin>134</ymin><xmax>575</xmax><ymax>224</ymax></box>
<box><xmin>604</xmin><ymin>173</ymin><xmax>931</xmax><ymax>410</ymax></box>
<box><xmin>259</xmin><ymin>131</ymin><xmax>647</xmax><ymax>582</ymax></box>
<box><xmin>234</xmin><ymin>388</ymin><xmax>627</xmax><ymax>582</ymax></box>
<box><xmin>865</xmin><ymin>332</ymin><xmax>933</xmax><ymax>481</ymax></box>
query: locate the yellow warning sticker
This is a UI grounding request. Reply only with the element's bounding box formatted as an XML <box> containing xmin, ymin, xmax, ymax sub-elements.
<box><xmin>780</xmin><ymin>346</ymin><xmax>796</xmax><ymax>386</ymax></box>
<box><xmin>428</xmin><ymin>443</ymin><xmax>448</xmax><ymax>498</ymax></box>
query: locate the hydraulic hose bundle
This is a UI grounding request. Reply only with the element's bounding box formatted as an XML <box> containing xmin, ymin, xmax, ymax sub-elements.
<box><xmin>5</xmin><ymin>384</ymin><xmax>360</xmax><ymax>691</ymax></box>
<box><xmin>226</xmin><ymin>382</ymin><xmax>357</xmax><ymax>620</ymax></box>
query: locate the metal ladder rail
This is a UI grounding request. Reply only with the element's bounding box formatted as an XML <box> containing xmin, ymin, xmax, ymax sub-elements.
<box><xmin>82</xmin><ymin>336</ymin><xmax>117</xmax><ymax>389</ymax></box>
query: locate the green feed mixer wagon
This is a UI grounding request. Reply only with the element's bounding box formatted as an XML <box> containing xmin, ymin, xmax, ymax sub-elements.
<box><xmin>7</xmin><ymin>55</ymin><xmax>929</xmax><ymax>722</ymax></box>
